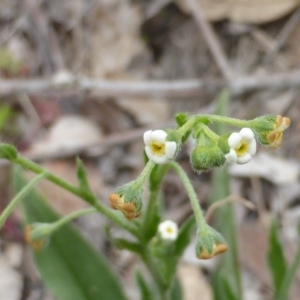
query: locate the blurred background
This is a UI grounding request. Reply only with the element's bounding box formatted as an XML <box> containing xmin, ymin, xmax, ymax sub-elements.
<box><xmin>0</xmin><ymin>0</ymin><xmax>300</xmax><ymax>299</ymax></box>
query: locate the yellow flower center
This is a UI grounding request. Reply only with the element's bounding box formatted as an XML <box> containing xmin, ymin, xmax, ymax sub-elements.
<box><xmin>235</xmin><ymin>141</ymin><xmax>248</xmax><ymax>156</ymax></box>
<box><xmin>150</xmin><ymin>141</ymin><xmax>165</xmax><ymax>156</ymax></box>
<box><xmin>166</xmin><ymin>226</ymin><xmax>174</xmax><ymax>234</ymax></box>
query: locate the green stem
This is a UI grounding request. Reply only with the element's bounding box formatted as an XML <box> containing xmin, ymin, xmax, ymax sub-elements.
<box><xmin>136</xmin><ymin>160</ymin><xmax>155</xmax><ymax>185</ymax></box>
<box><xmin>52</xmin><ymin>207</ymin><xmax>97</xmax><ymax>231</ymax></box>
<box><xmin>176</xmin><ymin>117</ymin><xmax>196</xmax><ymax>138</ymax></box>
<box><xmin>12</xmin><ymin>155</ymin><xmax>139</xmax><ymax>236</ymax></box>
<box><xmin>170</xmin><ymin>161</ymin><xmax>206</xmax><ymax>228</ymax></box>
<box><xmin>0</xmin><ymin>173</ymin><xmax>46</xmax><ymax>229</ymax></box>
<box><xmin>142</xmin><ymin>249</ymin><xmax>170</xmax><ymax>300</ymax></box>
<box><xmin>197</xmin><ymin>115</ymin><xmax>252</xmax><ymax>128</ymax></box>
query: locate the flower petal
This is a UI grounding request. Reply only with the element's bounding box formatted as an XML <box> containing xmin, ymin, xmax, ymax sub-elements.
<box><xmin>248</xmin><ymin>139</ymin><xmax>256</xmax><ymax>156</ymax></box>
<box><xmin>145</xmin><ymin>146</ymin><xmax>155</xmax><ymax>161</ymax></box>
<box><xmin>240</xmin><ymin>128</ymin><xmax>255</xmax><ymax>142</ymax></box>
<box><xmin>237</xmin><ymin>153</ymin><xmax>252</xmax><ymax>164</ymax></box>
<box><xmin>151</xmin><ymin>130</ymin><xmax>167</xmax><ymax>144</ymax></box>
<box><xmin>225</xmin><ymin>149</ymin><xmax>237</xmax><ymax>163</ymax></box>
<box><xmin>165</xmin><ymin>141</ymin><xmax>177</xmax><ymax>159</ymax></box>
<box><xmin>152</xmin><ymin>155</ymin><xmax>169</xmax><ymax>165</ymax></box>
<box><xmin>228</xmin><ymin>132</ymin><xmax>241</xmax><ymax>148</ymax></box>
<box><xmin>143</xmin><ymin>130</ymin><xmax>152</xmax><ymax>146</ymax></box>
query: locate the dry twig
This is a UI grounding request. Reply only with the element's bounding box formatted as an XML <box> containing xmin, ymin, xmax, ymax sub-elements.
<box><xmin>1</xmin><ymin>70</ymin><xmax>300</xmax><ymax>98</ymax></box>
<box><xmin>186</xmin><ymin>0</ymin><xmax>234</xmax><ymax>81</ymax></box>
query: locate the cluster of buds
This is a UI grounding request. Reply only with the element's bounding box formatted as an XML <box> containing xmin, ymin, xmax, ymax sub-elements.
<box><xmin>109</xmin><ymin>182</ymin><xmax>143</xmax><ymax>220</ymax></box>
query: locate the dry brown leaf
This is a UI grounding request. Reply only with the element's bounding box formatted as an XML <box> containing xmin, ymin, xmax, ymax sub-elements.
<box><xmin>174</xmin><ymin>0</ymin><xmax>300</xmax><ymax>24</ymax></box>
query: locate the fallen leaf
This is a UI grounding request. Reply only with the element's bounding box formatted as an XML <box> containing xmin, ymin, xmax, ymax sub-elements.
<box><xmin>229</xmin><ymin>152</ymin><xmax>299</xmax><ymax>185</ymax></box>
<box><xmin>174</xmin><ymin>0</ymin><xmax>300</xmax><ymax>24</ymax></box>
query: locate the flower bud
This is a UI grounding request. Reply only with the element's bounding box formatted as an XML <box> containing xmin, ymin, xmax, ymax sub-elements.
<box><xmin>190</xmin><ymin>144</ymin><xmax>226</xmax><ymax>171</ymax></box>
<box><xmin>251</xmin><ymin>115</ymin><xmax>290</xmax><ymax>149</ymax></box>
<box><xmin>25</xmin><ymin>224</ymin><xmax>50</xmax><ymax>252</ymax></box>
<box><xmin>195</xmin><ymin>224</ymin><xmax>228</xmax><ymax>259</ymax></box>
<box><xmin>109</xmin><ymin>181</ymin><xmax>143</xmax><ymax>220</ymax></box>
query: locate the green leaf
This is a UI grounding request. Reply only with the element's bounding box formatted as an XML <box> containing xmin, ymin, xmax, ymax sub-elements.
<box><xmin>210</xmin><ymin>90</ymin><xmax>242</xmax><ymax>300</ymax></box>
<box><xmin>276</xmin><ymin>240</ymin><xmax>300</xmax><ymax>300</ymax></box>
<box><xmin>135</xmin><ymin>270</ymin><xmax>155</xmax><ymax>300</ymax></box>
<box><xmin>13</xmin><ymin>167</ymin><xmax>127</xmax><ymax>300</ymax></box>
<box><xmin>174</xmin><ymin>216</ymin><xmax>195</xmax><ymax>256</ymax></box>
<box><xmin>76</xmin><ymin>158</ymin><xmax>90</xmax><ymax>191</ymax></box>
<box><xmin>169</xmin><ymin>276</ymin><xmax>183</xmax><ymax>300</ymax></box>
<box><xmin>114</xmin><ymin>238</ymin><xmax>143</xmax><ymax>255</ymax></box>
<box><xmin>267</xmin><ymin>218</ymin><xmax>287</xmax><ymax>296</ymax></box>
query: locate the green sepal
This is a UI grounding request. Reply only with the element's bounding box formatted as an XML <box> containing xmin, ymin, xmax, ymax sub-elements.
<box><xmin>174</xmin><ymin>112</ymin><xmax>192</xmax><ymax>143</ymax></box>
<box><xmin>218</xmin><ymin>132</ymin><xmax>232</xmax><ymax>154</ymax></box>
<box><xmin>0</xmin><ymin>143</ymin><xmax>18</xmax><ymax>160</ymax></box>
<box><xmin>195</xmin><ymin>224</ymin><xmax>227</xmax><ymax>258</ymax></box>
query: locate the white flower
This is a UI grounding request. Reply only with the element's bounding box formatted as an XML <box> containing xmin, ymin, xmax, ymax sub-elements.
<box><xmin>225</xmin><ymin>128</ymin><xmax>256</xmax><ymax>164</ymax></box>
<box><xmin>144</xmin><ymin>130</ymin><xmax>177</xmax><ymax>164</ymax></box>
<box><xmin>158</xmin><ymin>220</ymin><xmax>178</xmax><ymax>241</ymax></box>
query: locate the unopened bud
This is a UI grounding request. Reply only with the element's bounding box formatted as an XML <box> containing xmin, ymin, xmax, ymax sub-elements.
<box><xmin>195</xmin><ymin>224</ymin><xmax>228</xmax><ymax>259</ymax></box>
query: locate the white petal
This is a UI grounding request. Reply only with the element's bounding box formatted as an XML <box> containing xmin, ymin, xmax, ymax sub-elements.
<box><xmin>225</xmin><ymin>149</ymin><xmax>237</xmax><ymax>163</ymax></box>
<box><xmin>248</xmin><ymin>139</ymin><xmax>257</xmax><ymax>156</ymax></box>
<box><xmin>143</xmin><ymin>130</ymin><xmax>152</xmax><ymax>146</ymax></box>
<box><xmin>237</xmin><ymin>153</ymin><xmax>252</xmax><ymax>164</ymax></box>
<box><xmin>152</xmin><ymin>155</ymin><xmax>169</xmax><ymax>165</ymax></box>
<box><xmin>145</xmin><ymin>146</ymin><xmax>155</xmax><ymax>160</ymax></box>
<box><xmin>151</xmin><ymin>130</ymin><xmax>167</xmax><ymax>144</ymax></box>
<box><xmin>240</xmin><ymin>128</ymin><xmax>255</xmax><ymax>142</ymax></box>
<box><xmin>228</xmin><ymin>132</ymin><xmax>241</xmax><ymax>148</ymax></box>
<box><xmin>165</xmin><ymin>141</ymin><xmax>177</xmax><ymax>159</ymax></box>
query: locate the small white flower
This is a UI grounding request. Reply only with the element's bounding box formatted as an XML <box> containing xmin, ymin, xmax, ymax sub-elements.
<box><xmin>144</xmin><ymin>130</ymin><xmax>177</xmax><ymax>164</ymax></box>
<box><xmin>225</xmin><ymin>128</ymin><xmax>256</xmax><ymax>164</ymax></box>
<box><xmin>158</xmin><ymin>220</ymin><xmax>178</xmax><ymax>241</ymax></box>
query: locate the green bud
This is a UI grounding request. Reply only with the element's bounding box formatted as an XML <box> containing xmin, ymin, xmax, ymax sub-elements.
<box><xmin>195</xmin><ymin>224</ymin><xmax>228</xmax><ymax>259</ymax></box>
<box><xmin>0</xmin><ymin>144</ymin><xmax>18</xmax><ymax>160</ymax></box>
<box><xmin>190</xmin><ymin>144</ymin><xmax>225</xmax><ymax>171</ymax></box>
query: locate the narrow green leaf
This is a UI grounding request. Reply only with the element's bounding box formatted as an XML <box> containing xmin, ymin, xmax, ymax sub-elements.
<box><xmin>276</xmin><ymin>241</ymin><xmax>300</xmax><ymax>300</ymax></box>
<box><xmin>169</xmin><ymin>276</ymin><xmax>183</xmax><ymax>300</ymax></box>
<box><xmin>135</xmin><ymin>270</ymin><xmax>155</xmax><ymax>300</ymax></box>
<box><xmin>267</xmin><ymin>218</ymin><xmax>287</xmax><ymax>295</ymax></box>
<box><xmin>114</xmin><ymin>238</ymin><xmax>143</xmax><ymax>255</ymax></box>
<box><xmin>174</xmin><ymin>215</ymin><xmax>195</xmax><ymax>256</ymax></box>
<box><xmin>13</xmin><ymin>167</ymin><xmax>127</xmax><ymax>300</ymax></box>
<box><xmin>210</xmin><ymin>90</ymin><xmax>242</xmax><ymax>300</ymax></box>
<box><xmin>76</xmin><ymin>158</ymin><xmax>91</xmax><ymax>192</ymax></box>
